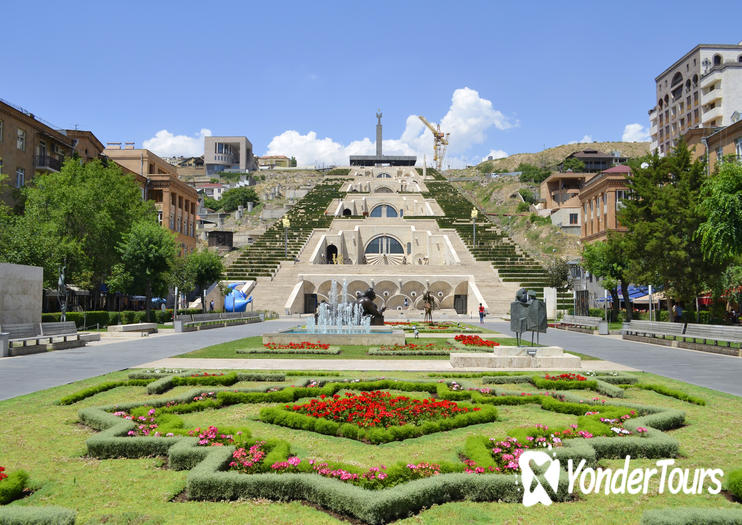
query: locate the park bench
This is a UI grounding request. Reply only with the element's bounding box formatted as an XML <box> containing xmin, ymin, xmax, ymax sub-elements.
<box><xmin>681</xmin><ymin>323</ymin><xmax>742</xmax><ymax>347</ymax></box>
<box><xmin>623</xmin><ymin>320</ymin><xmax>686</xmax><ymax>339</ymax></box>
<box><xmin>558</xmin><ymin>314</ymin><xmax>602</xmax><ymax>330</ymax></box>
<box><xmin>174</xmin><ymin>312</ymin><xmax>264</xmax><ymax>332</ymax></box>
<box><xmin>1</xmin><ymin>321</ymin><xmax>100</xmax><ymax>356</ymax></box>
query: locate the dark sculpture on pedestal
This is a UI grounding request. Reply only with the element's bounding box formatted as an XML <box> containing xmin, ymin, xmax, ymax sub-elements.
<box><xmin>357</xmin><ymin>288</ymin><xmax>386</xmax><ymax>326</ymax></box>
<box><xmin>510</xmin><ymin>288</ymin><xmax>547</xmax><ymax>346</ymax></box>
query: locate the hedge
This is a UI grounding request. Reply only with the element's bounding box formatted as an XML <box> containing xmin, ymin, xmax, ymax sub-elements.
<box><xmin>146</xmin><ymin>372</ymin><xmax>285</xmax><ymax>395</ymax></box>
<box><xmin>57</xmin><ymin>379</ymin><xmax>152</xmax><ymax>405</ymax></box>
<box><xmin>633</xmin><ymin>383</ymin><xmax>706</xmax><ymax>405</ymax></box>
<box><xmin>641</xmin><ymin>508</ymin><xmax>742</xmax><ymax>524</ymax></box>
<box><xmin>187</xmin><ymin>467</ymin><xmax>571</xmax><ymax>525</ymax></box>
<box><xmin>260</xmin><ymin>404</ymin><xmax>499</xmax><ymax>444</ymax></box>
<box><xmin>0</xmin><ymin>506</ymin><xmax>76</xmax><ymax>525</ymax></box>
<box><xmin>41</xmin><ymin>309</ymin><xmax>203</xmax><ymax>328</ymax></box>
<box><xmin>727</xmin><ymin>467</ymin><xmax>742</xmax><ymax>501</ymax></box>
<box><xmin>237</xmin><ymin>347</ymin><xmax>340</xmax><ymax>355</ymax></box>
<box><xmin>0</xmin><ymin>470</ymin><xmax>29</xmax><ymax>505</ymax></box>
<box><xmin>367</xmin><ymin>349</ymin><xmax>455</xmax><ymax>356</ymax></box>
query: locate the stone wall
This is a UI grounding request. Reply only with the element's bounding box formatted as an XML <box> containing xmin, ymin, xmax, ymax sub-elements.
<box><xmin>0</xmin><ymin>263</ymin><xmax>43</xmax><ymax>326</ymax></box>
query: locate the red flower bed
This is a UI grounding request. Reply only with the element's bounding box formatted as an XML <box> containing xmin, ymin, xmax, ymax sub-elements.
<box><xmin>0</xmin><ymin>466</ymin><xmax>7</xmax><ymax>482</ymax></box>
<box><xmin>287</xmin><ymin>391</ymin><xmax>479</xmax><ymax>428</ymax></box>
<box><xmin>379</xmin><ymin>343</ymin><xmax>434</xmax><ymax>351</ymax></box>
<box><xmin>190</xmin><ymin>372</ymin><xmax>224</xmax><ymax>377</ymax></box>
<box><xmin>544</xmin><ymin>373</ymin><xmax>587</xmax><ymax>382</ymax></box>
<box><xmin>263</xmin><ymin>341</ymin><xmax>331</xmax><ymax>350</ymax></box>
<box><xmin>454</xmin><ymin>334</ymin><xmax>500</xmax><ymax>347</ymax></box>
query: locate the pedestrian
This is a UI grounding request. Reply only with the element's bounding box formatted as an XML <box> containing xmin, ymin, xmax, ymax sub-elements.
<box><xmin>478</xmin><ymin>303</ymin><xmax>485</xmax><ymax>324</ymax></box>
<box><xmin>403</xmin><ymin>297</ymin><xmax>409</xmax><ymax>309</ymax></box>
<box><xmin>209</xmin><ymin>299</ymin><xmax>214</xmax><ymax>312</ymax></box>
<box><xmin>672</xmin><ymin>304</ymin><xmax>678</xmax><ymax>322</ymax></box>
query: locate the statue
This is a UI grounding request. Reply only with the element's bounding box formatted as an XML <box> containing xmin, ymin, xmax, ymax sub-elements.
<box><xmin>422</xmin><ymin>291</ymin><xmax>436</xmax><ymax>323</ymax></box>
<box><xmin>510</xmin><ymin>288</ymin><xmax>547</xmax><ymax>346</ymax></box>
<box><xmin>357</xmin><ymin>288</ymin><xmax>386</xmax><ymax>326</ymax></box>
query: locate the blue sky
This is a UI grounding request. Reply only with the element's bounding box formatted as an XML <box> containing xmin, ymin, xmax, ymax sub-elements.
<box><xmin>2</xmin><ymin>1</ymin><xmax>742</xmax><ymax>167</ymax></box>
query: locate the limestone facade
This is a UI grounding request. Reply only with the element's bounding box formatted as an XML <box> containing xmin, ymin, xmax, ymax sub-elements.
<box><xmin>0</xmin><ymin>263</ymin><xmax>42</xmax><ymax>326</ymax></box>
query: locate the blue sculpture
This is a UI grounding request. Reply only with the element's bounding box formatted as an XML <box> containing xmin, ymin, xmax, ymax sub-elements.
<box><xmin>224</xmin><ymin>283</ymin><xmax>252</xmax><ymax>312</ymax></box>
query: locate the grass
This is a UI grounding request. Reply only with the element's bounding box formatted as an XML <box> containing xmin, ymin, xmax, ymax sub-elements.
<box><xmin>0</xmin><ymin>368</ymin><xmax>740</xmax><ymax>524</ymax></box>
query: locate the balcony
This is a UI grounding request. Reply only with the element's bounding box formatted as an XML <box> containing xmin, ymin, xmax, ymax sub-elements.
<box><xmin>702</xmin><ymin>106</ymin><xmax>723</xmax><ymax>125</ymax></box>
<box><xmin>34</xmin><ymin>155</ymin><xmax>62</xmax><ymax>172</ymax></box>
<box><xmin>701</xmin><ymin>88</ymin><xmax>722</xmax><ymax>106</ymax></box>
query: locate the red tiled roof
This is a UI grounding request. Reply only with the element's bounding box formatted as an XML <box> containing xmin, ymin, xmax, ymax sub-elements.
<box><xmin>601</xmin><ymin>165</ymin><xmax>632</xmax><ymax>174</ymax></box>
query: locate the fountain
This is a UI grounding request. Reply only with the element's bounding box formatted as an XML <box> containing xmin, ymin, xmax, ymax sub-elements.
<box><xmin>263</xmin><ymin>279</ymin><xmax>405</xmax><ymax>345</ymax></box>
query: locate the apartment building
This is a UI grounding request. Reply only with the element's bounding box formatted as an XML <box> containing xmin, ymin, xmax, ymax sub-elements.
<box><xmin>559</xmin><ymin>149</ymin><xmax>628</xmax><ymax>173</ymax></box>
<box><xmin>0</xmin><ymin>98</ymin><xmax>74</xmax><ymax>202</ymax></box>
<box><xmin>257</xmin><ymin>155</ymin><xmax>291</xmax><ymax>169</ymax></box>
<box><xmin>66</xmin><ymin>129</ymin><xmax>105</xmax><ymax>162</ymax></box>
<box><xmin>649</xmin><ymin>42</ymin><xmax>742</xmax><ymax>156</ymax></box>
<box><xmin>579</xmin><ymin>165</ymin><xmax>631</xmax><ymax>244</ymax></box>
<box><xmin>540</xmin><ymin>172</ymin><xmax>596</xmax><ymax>235</ymax></box>
<box><xmin>102</xmin><ymin>144</ymin><xmax>199</xmax><ymax>254</ymax></box>
<box><xmin>204</xmin><ymin>136</ymin><xmax>257</xmax><ymax>175</ymax></box>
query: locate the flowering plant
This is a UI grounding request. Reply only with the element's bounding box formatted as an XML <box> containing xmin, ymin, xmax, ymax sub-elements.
<box><xmin>190</xmin><ymin>372</ymin><xmax>224</xmax><ymax>377</ymax></box>
<box><xmin>287</xmin><ymin>390</ymin><xmax>479</xmax><ymax>428</ymax></box>
<box><xmin>454</xmin><ymin>334</ymin><xmax>500</xmax><ymax>347</ymax></box>
<box><xmin>263</xmin><ymin>341</ymin><xmax>330</xmax><ymax>350</ymax></box>
<box><xmin>188</xmin><ymin>425</ymin><xmax>235</xmax><ymax>446</ymax></box>
<box><xmin>229</xmin><ymin>441</ymin><xmax>266</xmax><ymax>473</ymax></box>
<box><xmin>544</xmin><ymin>373</ymin><xmax>587</xmax><ymax>382</ymax></box>
<box><xmin>0</xmin><ymin>466</ymin><xmax>7</xmax><ymax>482</ymax></box>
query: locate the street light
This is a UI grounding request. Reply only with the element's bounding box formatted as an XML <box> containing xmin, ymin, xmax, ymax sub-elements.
<box><xmin>470</xmin><ymin>208</ymin><xmax>478</xmax><ymax>247</ymax></box>
<box><xmin>282</xmin><ymin>217</ymin><xmax>290</xmax><ymax>258</ymax></box>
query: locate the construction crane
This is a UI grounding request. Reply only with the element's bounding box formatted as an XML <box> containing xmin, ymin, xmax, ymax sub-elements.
<box><xmin>418</xmin><ymin>116</ymin><xmax>449</xmax><ymax>172</ymax></box>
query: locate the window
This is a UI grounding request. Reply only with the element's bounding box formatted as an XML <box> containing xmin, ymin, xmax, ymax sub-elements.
<box><xmin>0</xmin><ymin>120</ymin><xmax>3</xmax><ymax>142</ymax></box>
<box><xmin>157</xmin><ymin>211</ymin><xmax>163</xmax><ymax>225</ymax></box>
<box><xmin>569</xmin><ymin>213</ymin><xmax>578</xmax><ymax>225</ymax></box>
<box><xmin>365</xmin><ymin>236</ymin><xmax>404</xmax><ymax>255</ymax></box>
<box><xmin>736</xmin><ymin>138</ymin><xmax>742</xmax><ymax>160</ymax></box>
<box><xmin>15</xmin><ymin>167</ymin><xmax>25</xmax><ymax>188</ymax></box>
<box><xmin>716</xmin><ymin>147</ymin><xmax>723</xmax><ymax>163</ymax></box>
<box><xmin>369</xmin><ymin>204</ymin><xmax>398</xmax><ymax>217</ymax></box>
<box><xmin>713</xmin><ymin>54</ymin><xmax>722</xmax><ymax>66</ymax></box>
<box><xmin>16</xmin><ymin>129</ymin><xmax>25</xmax><ymax>151</ymax></box>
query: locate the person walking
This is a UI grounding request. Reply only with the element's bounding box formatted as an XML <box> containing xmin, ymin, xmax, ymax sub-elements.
<box><xmin>478</xmin><ymin>303</ymin><xmax>485</xmax><ymax>324</ymax></box>
<box><xmin>209</xmin><ymin>299</ymin><xmax>215</xmax><ymax>312</ymax></box>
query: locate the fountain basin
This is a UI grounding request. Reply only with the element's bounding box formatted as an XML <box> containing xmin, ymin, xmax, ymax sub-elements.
<box><xmin>450</xmin><ymin>346</ymin><xmax>581</xmax><ymax>368</ymax></box>
<box><xmin>263</xmin><ymin>327</ymin><xmax>405</xmax><ymax>346</ymax></box>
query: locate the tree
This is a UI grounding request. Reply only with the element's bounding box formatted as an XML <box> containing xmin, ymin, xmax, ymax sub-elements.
<box><xmin>220</xmin><ymin>187</ymin><xmax>259</xmax><ymax>213</ymax></box>
<box><xmin>168</xmin><ymin>256</ymin><xmax>195</xmax><ymax>315</ymax></box>
<box><xmin>697</xmin><ymin>161</ymin><xmax>742</xmax><ymax>264</ymax></box>
<box><xmin>203</xmin><ymin>196</ymin><xmax>222</xmax><ymax>211</ymax></box>
<box><xmin>581</xmin><ymin>236</ymin><xmax>631</xmax><ymax>321</ymax></box>
<box><xmin>0</xmin><ymin>159</ymin><xmax>153</xmax><ymax>298</ymax></box>
<box><xmin>517</xmin><ymin>163</ymin><xmax>551</xmax><ymax>184</ymax></box>
<box><xmin>477</xmin><ymin>162</ymin><xmax>493</xmax><ymax>174</ymax></box>
<box><xmin>619</xmin><ymin>142</ymin><xmax>722</xmax><ymax>316</ymax></box>
<box><xmin>544</xmin><ymin>257</ymin><xmax>570</xmax><ymax>289</ymax></box>
<box><xmin>114</xmin><ymin>220</ymin><xmax>178</xmax><ymax>321</ymax></box>
<box><xmin>289</xmin><ymin>156</ymin><xmax>297</xmax><ymax>167</ymax></box>
<box><xmin>562</xmin><ymin>157</ymin><xmax>585</xmax><ymax>172</ymax></box>
<box><xmin>186</xmin><ymin>249</ymin><xmax>224</xmax><ymax>312</ymax></box>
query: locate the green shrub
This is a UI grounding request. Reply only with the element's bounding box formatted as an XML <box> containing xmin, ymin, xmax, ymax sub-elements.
<box><xmin>727</xmin><ymin>467</ymin><xmax>742</xmax><ymax>501</ymax></box>
<box><xmin>0</xmin><ymin>470</ymin><xmax>29</xmax><ymax>504</ymax></box>
<box><xmin>641</xmin><ymin>508</ymin><xmax>742</xmax><ymax>524</ymax></box>
<box><xmin>516</xmin><ymin>201</ymin><xmax>530</xmax><ymax>213</ymax></box>
<box><xmin>57</xmin><ymin>379</ymin><xmax>151</xmax><ymax>405</ymax></box>
<box><xmin>0</xmin><ymin>505</ymin><xmax>76</xmax><ymax>525</ymax></box>
<box><xmin>634</xmin><ymin>384</ymin><xmax>706</xmax><ymax>405</ymax></box>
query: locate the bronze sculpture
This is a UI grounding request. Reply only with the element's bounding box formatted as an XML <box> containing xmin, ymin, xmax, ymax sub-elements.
<box><xmin>357</xmin><ymin>288</ymin><xmax>386</xmax><ymax>326</ymax></box>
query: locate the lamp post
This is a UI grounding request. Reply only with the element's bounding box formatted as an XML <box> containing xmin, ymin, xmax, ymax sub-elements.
<box><xmin>471</xmin><ymin>208</ymin><xmax>478</xmax><ymax>247</ymax></box>
<box><xmin>282</xmin><ymin>217</ymin><xmax>290</xmax><ymax>258</ymax></box>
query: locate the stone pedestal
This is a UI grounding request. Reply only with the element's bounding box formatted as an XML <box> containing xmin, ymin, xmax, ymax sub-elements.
<box><xmin>450</xmin><ymin>346</ymin><xmax>582</xmax><ymax>368</ymax></box>
<box><xmin>0</xmin><ymin>333</ymin><xmax>9</xmax><ymax>358</ymax></box>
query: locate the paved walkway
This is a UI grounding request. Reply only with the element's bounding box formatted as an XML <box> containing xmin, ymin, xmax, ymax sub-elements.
<box><xmin>0</xmin><ymin>319</ymin><xmax>300</xmax><ymax>401</ymax></box>
<box><xmin>485</xmin><ymin>321</ymin><xmax>742</xmax><ymax>397</ymax></box>
<box><xmin>136</xmin><ymin>357</ymin><xmax>636</xmax><ymax>373</ymax></box>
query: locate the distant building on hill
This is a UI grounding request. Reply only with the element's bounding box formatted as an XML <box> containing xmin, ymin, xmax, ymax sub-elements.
<box><xmin>540</xmin><ymin>172</ymin><xmax>597</xmax><ymax>235</ymax></box>
<box><xmin>649</xmin><ymin>42</ymin><xmax>742</xmax><ymax>156</ymax></box>
<box><xmin>559</xmin><ymin>149</ymin><xmax>628</xmax><ymax>173</ymax></box>
<box><xmin>204</xmin><ymin>136</ymin><xmax>257</xmax><ymax>175</ymax></box>
<box><xmin>258</xmin><ymin>155</ymin><xmax>291</xmax><ymax>169</ymax></box>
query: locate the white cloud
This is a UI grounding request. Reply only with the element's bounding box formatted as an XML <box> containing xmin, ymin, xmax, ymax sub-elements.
<box><xmin>265</xmin><ymin>87</ymin><xmax>513</xmax><ymax>168</ymax></box>
<box><xmin>568</xmin><ymin>135</ymin><xmax>594</xmax><ymax>144</ymax></box>
<box><xmin>622</xmin><ymin>123</ymin><xmax>650</xmax><ymax>142</ymax></box>
<box><xmin>143</xmin><ymin>128</ymin><xmax>212</xmax><ymax>157</ymax></box>
<box><xmin>482</xmin><ymin>149</ymin><xmax>508</xmax><ymax>162</ymax></box>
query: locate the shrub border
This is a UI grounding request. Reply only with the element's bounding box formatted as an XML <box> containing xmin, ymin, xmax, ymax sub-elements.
<box><xmin>0</xmin><ymin>506</ymin><xmax>76</xmax><ymax>525</ymax></box>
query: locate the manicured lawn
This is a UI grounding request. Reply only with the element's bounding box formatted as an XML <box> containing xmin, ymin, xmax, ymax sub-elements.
<box><xmin>177</xmin><ymin>336</ymin><xmax>529</xmax><ymax>360</ymax></box>
<box><xmin>1</xmin><ymin>367</ymin><xmax>740</xmax><ymax>524</ymax></box>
